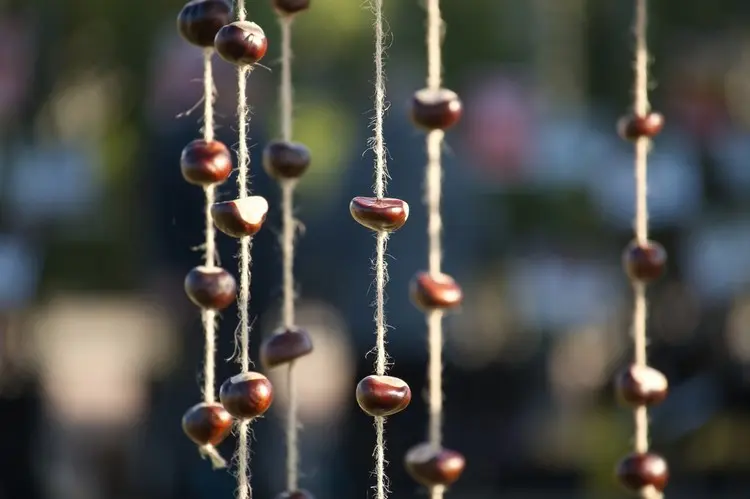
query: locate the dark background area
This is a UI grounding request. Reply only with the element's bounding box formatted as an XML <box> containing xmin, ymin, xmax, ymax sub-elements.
<box><xmin>1</xmin><ymin>1</ymin><xmax>750</xmax><ymax>498</ymax></box>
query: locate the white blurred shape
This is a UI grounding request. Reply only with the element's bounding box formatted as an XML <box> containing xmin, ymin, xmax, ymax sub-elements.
<box><xmin>28</xmin><ymin>295</ymin><xmax>176</xmax><ymax>425</ymax></box>
<box><xmin>549</xmin><ymin>324</ymin><xmax>621</xmax><ymax>400</ymax></box>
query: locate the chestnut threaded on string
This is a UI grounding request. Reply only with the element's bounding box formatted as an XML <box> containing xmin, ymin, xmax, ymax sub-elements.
<box><xmin>348</xmin><ymin>3</ymin><xmax>412</xmax><ymax>499</ymax></box>
<box><xmin>260</xmin><ymin>2</ymin><xmax>316</xmax><ymax>496</ymax></box>
<box><xmin>404</xmin><ymin>1</ymin><xmax>466</xmax><ymax>497</ymax></box>
<box><xmin>176</xmin><ymin>0</ymin><xmax>235</xmax><ymax>470</ymax></box>
<box><xmin>615</xmin><ymin>1</ymin><xmax>669</xmax><ymax>498</ymax></box>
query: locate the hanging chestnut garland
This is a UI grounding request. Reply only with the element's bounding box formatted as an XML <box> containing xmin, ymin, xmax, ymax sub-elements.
<box><xmin>176</xmin><ymin>0</ymin><xmax>236</xmax><ymax>470</ymax></box>
<box><xmin>404</xmin><ymin>0</ymin><xmax>465</xmax><ymax>497</ymax></box>
<box><xmin>259</xmin><ymin>1</ymin><xmax>315</xmax><ymax>498</ymax></box>
<box><xmin>350</xmin><ymin>2</ymin><xmax>411</xmax><ymax>499</ymax></box>
<box><xmin>614</xmin><ymin>1</ymin><xmax>669</xmax><ymax>498</ymax></box>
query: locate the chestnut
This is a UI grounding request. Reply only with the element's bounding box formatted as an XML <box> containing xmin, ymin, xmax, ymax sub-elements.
<box><xmin>177</xmin><ymin>0</ymin><xmax>232</xmax><ymax>48</ymax></box>
<box><xmin>211</xmin><ymin>196</ymin><xmax>269</xmax><ymax>238</ymax></box>
<box><xmin>617</xmin><ymin>112</ymin><xmax>665</xmax><ymax>141</ymax></box>
<box><xmin>181</xmin><ymin>402</ymin><xmax>233</xmax><ymax>446</ymax></box>
<box><xmin>410</xmin><ymin>271</ymin><xmax>463</xmax><ymax>311</ymax></box>
<box><xmin>404</xmin><ymin>443</ymin><xmax>465</xmax><ymax>488</ymax></box>
<box><xmin>410</xmin><ymin>88</ymin><xmax>462</xmax><ymax>131</ymax></box>
<box><xmin>180</xmin><ymin>139</ymin><xmax>233</xmax><ymax>186</ymax></box>
<box><xmin>260</xmin><ymin>327</ymin><xmax>313</xmax><ymax>369</ymax></box>
<box><xmin>616</xmin><ymin>452</ymin><xmax>669</xmax><ymax>492</ymax></box>
<box><xmin>275</xmin><ymin>491</ymin><xmax>314</xmax><ymax>499</ymax></box>
<box><xmin>622</xmin><ymin>240</ymin><xmax>667</xmax><ymax>283</ymax></box>
<box><xmin>615</xmin><ymin>364</ymin><xmax>668</xmax><ymax>407</ymax></box>
<box><xmin>262</xmin><ymin>140</ymin><xmax>311</xmax><ymax>180</ymax></box>
<box><xmin>219</xmin><ymin>371</ymin><xmax>274</xmax><ymax>419</ymax></box>
<box><xmin>272</xmin><ymin>0</ymin><xmax>310</xmax><ymax>15</ymax></box>
<box><xmin>349</xmin><ymin>196</ymin><xmax>409</xmax><ymax>232</ymax></box>
<box><xmin>355</xmin><ymin>375</ymin><xmax>411</xmax><ymax>417</ymax></box>
<box><xmin>214</xmin><ymin>21</ymin><xmax>268</xmax><ymax>66</ymax></box>
<box><xmin>184</xmin><ymin>266</ymin><xmax>237</xmax><ymax>310</ymax></box>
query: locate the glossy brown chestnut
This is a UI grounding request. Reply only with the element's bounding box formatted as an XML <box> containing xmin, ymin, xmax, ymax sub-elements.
<box><xmin>181</xmin><ymin>402</ymin><xmax>233</xmax><ymax>446</ymax></box>
<box><xmin>211</xmin><ymin>196</ymin><xmax>269</xmax><ymax>238</ymax></box>
<box><xmin>177</xmin><ymin>0</ymin><xmax>232</xmax><ymax>47</ymax></box>
<box><xmin>410</xmin><ymin>271</ymin><xmax>463</xmax><ymax>311</ymax></box>
<box><xmin>275</xmin><ymin>491</ymin><xmax>314</xmax><ymax>499</ymax></box>
<box><xmin>263</xmin><ymin>141</ymin><xmax>311</xmax><ymax>180</ymax></box>
<box><xmin>219</xmin><ymin>371</ymin><xmax>274</xmax><ymax>419</ymax></box>
<box><xmin>180</xmin><ymin>139</ymin><xmax>232</xmax><ymax>186</ymax></box>
<box><xmin>617</xmin><ymin>112</ymin><xmax>665</xmax><ymax>141</ymax></box>
<box><xmin>260</xmin><ymin>327</ymin><xmax>313</xmax><ymax>369</ymax></box>
<box><xmin>616</xmin><ymin>452</ymin><xmax>669</xmax><ymax>492</ymax></box>
<box><xmin>356</xmin><ymin>375</ymin><xmax>411</xmax><ymax>417</ymax></box>
<box><xmin>214</xmin><ymin>21</ymin><xmax>268</xmax><ymax>66</ymax></box>
<box><xmin>184</xmin><ymin>266</ymin><xmax>237</xmax><ymax>310</ymax></box>
<box><xmin>272</xmin><ymin>0</ymin><xmax>310</xmax><ymax>15</ymax></box>
<box><xmin>349</xmin><ymin>197</ymin><xmax>409</xmax><ymax>232</ymax></box>
<box><xmin>405</xmin><ymin>443</ymin><xmax>466</xmax><ymax>488</ymax></box>
<box><xmin>622</xmin><ymin>240</ymin><xmax>667</xmax><ymax>283</ymax></box>
<box><xmin>410</xmin><ymin>88</ymin><xmax>462</xmax><ymax>131</ymax></box>
<box><xmin>615</xmin><ymin>364</ymin><xmax>668</xmax><ymax>407</ymax></box>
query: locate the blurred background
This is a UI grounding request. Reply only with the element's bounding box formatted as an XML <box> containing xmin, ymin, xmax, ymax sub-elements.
<box><xmin>1</xmin><ymin>0</ymin><xmax>750</xmax><ymax>498</ymax></box>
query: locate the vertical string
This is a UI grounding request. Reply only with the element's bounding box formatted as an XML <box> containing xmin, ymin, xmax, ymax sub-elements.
<box><xmin>234</xmin><ymin>3</ymin><xmax>253</xmax><ymax>499</ymax></box>
<box><xmin>202</xmin><ymin>47</ymin><xmax>218</xmax><ymax>404</ymax></box>
<box><xmin>374</xmin><ymin>229</ymin><xmax>389</xmax><ymax>499</ymax></box>
<box><xmin>372</xmin><ymin>0</ymin><xmax>388</xmax><ymax>200</ymax></box>
<box><xmin>632</xmin><ymin>0</ymin><xmax>649</xmax><ymax>450</ymax></box>
<box><xmin>633</xmin><ymin>0</ymin><xmax>649</xmax><ymax>245</ymax></box>
<box><xmin>631</xmin><ymin>2</ymin><xmax>658</xmax><ymax>498</ymax></box>
<box><xmin>280</xmin><ymin>17</ymin><xmax>294</xmax><ymax>145</ymax></box>
<box><xmin>370</xmin><ymin>1</ymin><xmax>390</xmax><ymax>498</ymax></box>
<box><xmin>237</xmin><ymin>421</ymin><xmax>250</xmax><ymax>499</ymax></box>
<box><xmin>425</xmin><ymin>2</ymin><xmax>445</xmax><ymax>498</ymax></box>
<box><xmin>285</xmin><ymin>349</ymin><xmax>299</xmax><ymax>491</ymax></box>
<box><xmin>281</xmin><ymin>182</ymin><xmax>295</xmax><ymax>329</ymax></box>
<box><xmin>279</xmin><ymin>15</ymin><xmax>296</xmax><ymax>332</ymax></box>
<box><xmin>426</xmin><ymin>0</ymin><xmax>442</xmax><ymax>91</ymax></box>
<box><xmin>278</xmin><ymin>13</ymin><xmax>300</xmax><ymax>494</ymax></box>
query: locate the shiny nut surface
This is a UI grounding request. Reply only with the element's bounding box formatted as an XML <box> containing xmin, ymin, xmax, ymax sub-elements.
<box><xmin>617</xmin><ymin>112</ymin><xmax>664</xmax><ymax>141</ymax></box>
<box><xmin>623</xmin><ymin>240</ymin><xmax>667</xmax><ymax>283</ymax></box>
<box><xmin>272</xmin><ymin>0</ymin><xmax>310</xmax><ymax>15</ymax></box>
<box><xmin>410</xmin><ymin>88</ymin><xmax>462</xmax><ymax>131</ymax></box>
<box><xmin>274</xmin><ymin>490</ymin><xmax>314</xmax><ymax>499</ymax></box>
<box><xmin>260</xmin><ymin>327</ymin><xmax>313</xmax><ymax>369</ymax></box>
<box><xmin>615</xmin><ymin>364</ymin><xmax>668</xmax><ymax>407</ymax></box>
<box><xmin>182</xmin><ymin>402</ymin><xmax>233</xmax><ymax>446</ymax></box>
<box><xmin>184</xmin><ymin>266</ymin><xmax>237</xmax><ymax>310</ymax></box>
<box><xmin>214</xmin><ymin>21</ymin><xmax>268</xmax><ymax>66</ymax></box>
<box><xmin>211</xmin><ymin>196</ymin><xmax>269</xmax><ymax>238</ymax></box>
<box><xmin>180</xmin><ymin>139</ymin><xmax>233</xmax><ymax>186</ymax></box>
<box><xmin>262</xmin><ymin>140</ymin><xmax>311</xmax><ymax>180</ymax></box>
<box><xmin>405</xmin><ymin>443</ymin><xmax>466</xmax><ymax>487</ymax></box>
<box><xmin>177</xmin><ymin>0</ymin><xmax>232</xmax><ymax>47</ymax></box>
<box><xmin>219</xmin><ymin>371</ymin><xmax>274</xmax><ymax>419</ymax></box>
<box><xmin>616</xmin><ymin>452</ymin><xmax>669</xmax><ymax>492</ymax></box>
<box><xmin>355</xmin><ymin>375</ymin><xmax>411</xmax><ymax>417</ymax></box>
<box><xmin>410</xmin><ymin>271</ymin><xmax>463</xmax><ymax>311</ymax></box>
<box><xmin>350</xmin><ymin>197</ymin><xmax>409</xmax><ymax>232</ymax></box>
